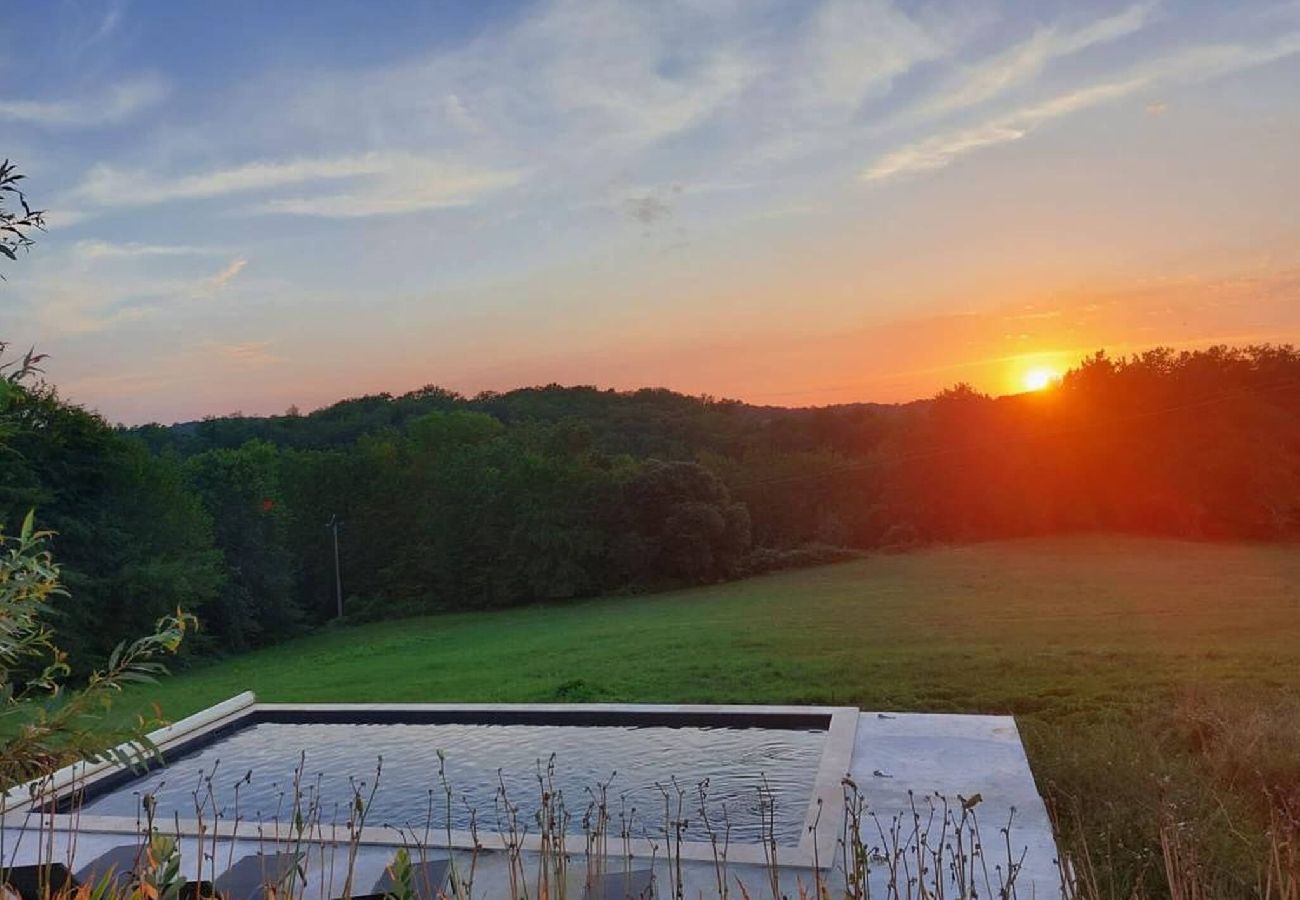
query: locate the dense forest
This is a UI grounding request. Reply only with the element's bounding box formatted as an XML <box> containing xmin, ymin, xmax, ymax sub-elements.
<box><xmin>1</xmin><ymin>343</ymin><xmax>1298</xmax><ymax>665</ymax></box>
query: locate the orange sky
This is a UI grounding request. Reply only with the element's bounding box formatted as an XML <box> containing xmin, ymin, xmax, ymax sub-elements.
<box><xmin>4</xmin><ymin>1</ymin><xmax>1299</xmax><ymax>423</ymax></box>
<box><xmin>53</xmin><ymin>263</ymin><xmax>1298</xmax><ymax>423</ymax></box>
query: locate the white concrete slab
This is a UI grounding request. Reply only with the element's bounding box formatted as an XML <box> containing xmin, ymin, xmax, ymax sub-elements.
<box><xmin>849</xmin><ymin>712</ymin><xmax>1061</xmax><ymax>897</ymax></box>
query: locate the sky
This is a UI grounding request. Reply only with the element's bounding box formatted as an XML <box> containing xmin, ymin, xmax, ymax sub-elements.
<box><xmin>1</xmin><ymin>0</ymin><xmax>1298</xmax><ymax>425</ymax></box>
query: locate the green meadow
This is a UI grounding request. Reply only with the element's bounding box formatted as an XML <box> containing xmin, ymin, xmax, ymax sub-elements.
<box><xmin>140</xmin><ymin>534</ymin><xmax>1300</xmax><ymax>715</ymax></box>
<box><xmin>129</xmin><ymin>534</ymin><xmax>1300</xmax><ymax>893</ymax></box>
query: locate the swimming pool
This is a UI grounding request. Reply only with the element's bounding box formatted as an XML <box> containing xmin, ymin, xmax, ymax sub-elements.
<box><xmin>79</xmin><ymin>720</ymin><xmax>826</xmax><ymax>844</ymax></box>
<box><xmin>49</xmin><ymin>700</ymin><xmax>859</xmax><ymax>860</ymax></box>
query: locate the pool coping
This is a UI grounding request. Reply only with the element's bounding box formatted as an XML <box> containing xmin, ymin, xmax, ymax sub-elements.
<box><xmin>3</xmin><ymin>695</ymin><xmax>858</xmax><ymax>870</ymax></box>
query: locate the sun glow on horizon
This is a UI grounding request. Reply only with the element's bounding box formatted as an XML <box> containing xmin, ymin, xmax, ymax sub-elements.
<box><xmin>1021</xmin><ymin>366</ymin><xmax>1062</xmax><ymax>393</ymax></box>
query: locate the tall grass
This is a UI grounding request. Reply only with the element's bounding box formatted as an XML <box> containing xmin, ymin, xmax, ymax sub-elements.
<box><xmin>1038</xmin><ymin>689</ymin><xmax>1300</xmax><ymax>899</ymax></box>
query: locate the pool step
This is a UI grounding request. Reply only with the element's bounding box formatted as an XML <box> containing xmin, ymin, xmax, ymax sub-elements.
<box><xmin>213</xmin><ymin>852</ymin><xmax>302</xmax><ymax>900</ymax></box>
<box><xmin>583</xmin><ymin>867</ymin><xmax>655</xmax><ymax>899</ymax></box>
<box><xmin>75</xmin><ymin>842</ymin><xmax>141</xmax><ymax>893</ymax></box>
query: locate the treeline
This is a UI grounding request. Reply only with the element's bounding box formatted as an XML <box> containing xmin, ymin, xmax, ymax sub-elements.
<box><xmin>1</xmin><ymin>344</ymin><xmax>1297</xmax><ymax>662</ymax></box>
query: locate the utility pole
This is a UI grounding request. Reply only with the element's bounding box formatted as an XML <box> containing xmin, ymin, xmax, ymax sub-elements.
<box><xmin>326</xmin><ymin>514</ymin><xmax>343</xmax><ymax>619</ymax></box>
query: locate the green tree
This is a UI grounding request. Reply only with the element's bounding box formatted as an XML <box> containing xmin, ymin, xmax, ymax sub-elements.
<box><xmin>0</xmin><ymin>377</ymin><xmax>221</xmax><ymax>664</ymax></box>
<box><xmin>622</xmin><ymin>460</ymin><xmax>751</xmax><ymax>582</ymax></box>
<box><xmin>186</xmin><ymin>441</ymin><xmax>302</xmax><ymax>649</ymax></box>
<box><xmin>0</xmin><ymin>349</ymin><xmax>196</xmax><ymax>789</ymax></box>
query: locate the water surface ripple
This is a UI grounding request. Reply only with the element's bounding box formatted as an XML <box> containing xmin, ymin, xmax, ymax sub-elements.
<box><xmin>81</xmin><ymin>723</ymin><xmax>826</xmax><ymax>845</ymax></box>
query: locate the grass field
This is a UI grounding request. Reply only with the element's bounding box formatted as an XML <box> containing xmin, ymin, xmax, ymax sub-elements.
<box><xmin>140</xmin><ymin>534</ymin><xmax>1300</xmax><ymax>716</ymax></box>
<box><xmin>130</xmin><ymin>534</ymin><xmax>1300</xmax><ymax>894</ymax></box>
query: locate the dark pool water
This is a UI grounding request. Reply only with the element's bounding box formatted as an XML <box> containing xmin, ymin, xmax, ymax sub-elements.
<box><xmin>80</xmin><ymin>722</ymin><xmax>826</xmax><ymax>844</ymax></box>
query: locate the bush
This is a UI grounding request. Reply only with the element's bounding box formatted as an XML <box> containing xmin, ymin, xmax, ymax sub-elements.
<box><xmin>740</xmin><ymin>543</ymin><xmax>862</xmax><ymax>576</ymax></box>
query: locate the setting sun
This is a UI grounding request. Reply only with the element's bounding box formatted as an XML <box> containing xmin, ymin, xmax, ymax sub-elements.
<box><xmin>1021</xmin><ymin>366</ymin><xmax>1061</xmax><ymax>392</ymax></box>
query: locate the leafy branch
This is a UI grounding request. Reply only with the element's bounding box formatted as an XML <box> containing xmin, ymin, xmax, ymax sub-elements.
<box><xmin>0</xmin><ymin>159</ymin><xmax>45</xmax><ymax>276</ymax></box>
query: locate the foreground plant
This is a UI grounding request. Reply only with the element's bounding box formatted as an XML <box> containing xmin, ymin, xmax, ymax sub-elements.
<box><xmin>0</xmin><ymin>511</ymin><xmax>195</xmax><ymax>790</ymax></box>
<box><xmin>2</xmin><ymin>743</ymin><xmax>1297</xmax><ymax>900</ymax></box>
<box><xmin>0</xmin><ymin>159</ymin><xmax>44</xmax><ymax>275</ymax></box>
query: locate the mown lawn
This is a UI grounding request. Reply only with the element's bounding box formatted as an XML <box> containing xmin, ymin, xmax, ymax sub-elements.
<box><xmin>129</xmin><ymin>534</ymin><xmax>1300</xmax><ymax>895</ymax></box>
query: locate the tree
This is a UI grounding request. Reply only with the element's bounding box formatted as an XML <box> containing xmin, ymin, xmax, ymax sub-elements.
<box><xmin>0</xmin><ymin>376</ymin><xmax>222</xmax><ymax>665</ymax></box>
<box><xmin>186</xmin><ymin>441</ymin><xmax>301</xmax><ymax>648</ymax></box>
<box><xmin>0</xmin><ymin>354</ymin><xmax>196</xmax><ymax>789</ymax></box>
<box><xmin>622</xmin><ymin>460</ymin><xmax>751</xmax><ymax>582</ymax></box>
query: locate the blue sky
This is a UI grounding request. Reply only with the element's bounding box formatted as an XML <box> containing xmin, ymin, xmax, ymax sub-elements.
<box><xmin>2</xmin><ymin>0</ymin><xmax>1298</xmax><ymax>423</ymax></box>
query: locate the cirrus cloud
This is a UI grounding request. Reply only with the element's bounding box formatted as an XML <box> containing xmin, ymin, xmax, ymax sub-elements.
<box><xmin>0</xmin><ymin>74</ymin><xmax>167</xmax><ymax>128</ymax></box>
<box><xmin>68</xmin><ymin>152</ymin><xmax>526</xmax><ymax>219</ymax></box>
<box><xmin>917</xmin><ymin>2</ymin><xmax>1157</xmax><ymax>119</ymax></box>
<box><xmin>863</xmin><ymin>30</ymin><xmax>1300</xmax><ymax>181</ymax></box>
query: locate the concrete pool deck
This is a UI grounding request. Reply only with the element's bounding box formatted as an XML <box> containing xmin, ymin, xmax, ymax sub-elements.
<box><xmin>1</xmin><ymin>696</ymin><xmax>1061</xmax><ymax>897</ymax></box>
<box><xmin>847</xmin><ymin>712</ymin><xmax>1060</xmax><ymax>894</ymax></box>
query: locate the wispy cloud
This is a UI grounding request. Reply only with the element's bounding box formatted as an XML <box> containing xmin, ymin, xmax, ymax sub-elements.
<box><xmin>797</xmin><ymin>0</ymin><xmax>951</xmax><ymax>111</ymax></box>
<box><xmin>864</xmin><ymin>31</ymin><xmax>1300</xmax><ymax>181</ymax></box>
<box><xmin>18</xmin><ymin>250</ymin><xmax>252</xmax><ymax>335</ymax></box>
<box><xmin>442</xmin><ymin>93</ymin><xmax>485</xmax><ymax>135</ymax></box>
<box><xmin>560</xmin><ymin>49</ymin><xmax>758</xmax><ymax>144</ymax></box>
<box><xmin>917</xmin><ymin>3</ymin><xmax>1156</xmax><ymax>118</ymax></box>
<box><xmin>33</xmin><ymin>284</ymin><xmax>150</xmax><ymax>335</ymax></box>
<box><xmin>64</xmin><ymin>0</ymin><xmax>127</xmax><ymax>56</ymax></box>
<box><xmin>75</xmin><ymin>239</ymin><xmax>219</xmax><ymax>260</ymax></box>
<box><xmin>730</xmin><ymin>1</ymin><xmax>970</xmax><ymax>169</ymax></box>
<box><xmin>206</xmin><ymin>258</ymin><xmax>247</xmax><ymax>291</ymax></box>
<box><xmin>1132</xmin><ymin>30</ymin><xmax>1300</xmax><ymax>81</ymax></box>
<box><xmin>69</xmin><ymin>152</ymin><xmax>525</xmax><ymax>218</ymax></box>
<box><xmin>236</xmin><ymin>0</ymin><xmax>769</xmax><ymax>183</ymax></box>
<box><xmin>864</xmin><ymin>79</ymin><xmax>1143</xmax><ymax>180</ymax></box>
<box><xmin>255</xmin><ymin>159</ymin><xmax>525</xmax><ymax>218</ymax></box>
<box><xmin>506</xmin><ymin>1</ymin><xmax>761</xmax><ymax>145</ymax></box>
<box><xmin>72</xmin><ymin>155</ymin><xmax>387</xmax><ymax>207</ymax></box>
<box><xmin>0</xmin><ymin>74</ymin><xmax>166</xmax><ymax>127</ymax></box>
